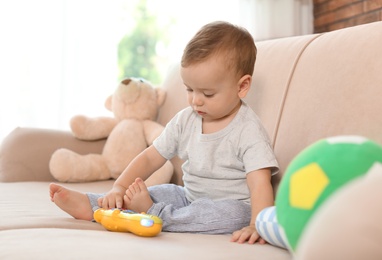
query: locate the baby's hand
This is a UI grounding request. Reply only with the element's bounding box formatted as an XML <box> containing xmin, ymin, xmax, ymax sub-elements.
<box><xmin>97</xmin><ymin>185</ymin><xmax>126</xmax><ymax>209</ymax></box>
<box><xmin>231</xmin><ymin>225</ymin><xmax>267</xmax><ymax>244</ymax></box>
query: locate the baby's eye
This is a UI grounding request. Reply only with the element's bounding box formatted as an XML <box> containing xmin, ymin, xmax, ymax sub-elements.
<box><xmin>186</xmin><ymin>88</ymin><xmax>193</xmax><ymax>92</ymax></box>
<box><xmin>204</xmin><ymin>93</ymin><xmax>214</xmax><ymax>98</ymax></box>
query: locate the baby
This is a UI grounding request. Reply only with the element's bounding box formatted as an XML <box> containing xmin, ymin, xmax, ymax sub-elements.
<box><xmin>50</xmin><ymin>20</ymin><xmax>279</xmax><ymax>244</ymax></box>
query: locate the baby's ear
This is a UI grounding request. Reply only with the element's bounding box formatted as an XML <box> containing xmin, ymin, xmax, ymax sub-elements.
<box><xmin>156</xmin><ymin>88</ymin><xmax>167</xmax><ymax>106</ymax></box>
<box><xmin>238</xmin><ymin>75</ymin><xmax>252</xmax><ymax>98</ymax></box>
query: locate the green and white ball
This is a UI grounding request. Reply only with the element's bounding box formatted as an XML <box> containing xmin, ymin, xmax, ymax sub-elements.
<box><xmin>276</xmin><ymin>135</ymin><xmax>382</xmax><ymax>252</ymax></box>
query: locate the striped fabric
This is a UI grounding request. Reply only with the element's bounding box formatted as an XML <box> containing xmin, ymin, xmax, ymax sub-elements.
<box><xmin>255</xmin><ymin>206</ymin><xmax>288</xmax><ymax>249</ymax></box>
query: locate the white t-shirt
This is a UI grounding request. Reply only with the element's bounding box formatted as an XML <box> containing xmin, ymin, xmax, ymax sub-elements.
<box><xmin>153</xmin><ymin>102</ymin><xmax>279</xmax><ymax>203</ymax></box>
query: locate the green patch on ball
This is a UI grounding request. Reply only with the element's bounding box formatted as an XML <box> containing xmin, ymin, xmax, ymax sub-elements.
<box><xmin>276</xmin><ymin>135</ymin><xmax>382</xmax><ymax>251</ymax></box>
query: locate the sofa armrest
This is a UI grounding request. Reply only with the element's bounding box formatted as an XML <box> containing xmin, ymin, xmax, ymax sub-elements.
<box><xmin>0</xmin><ymin>127</ymin><xmax>106</xmax><ymax>182</ymax></box>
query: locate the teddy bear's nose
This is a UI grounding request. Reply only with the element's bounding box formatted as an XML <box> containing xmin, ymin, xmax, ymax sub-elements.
<box><xmin>121</xmin><ymin>78</ymin><xmax>131</xmax><ymax>85</ymax></box>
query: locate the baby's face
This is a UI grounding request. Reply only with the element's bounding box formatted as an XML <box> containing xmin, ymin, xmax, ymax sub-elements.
<box><xmin>180</xmin><ymin>56</ymin><xmax>243</xmax><ymax>123</ymax></box>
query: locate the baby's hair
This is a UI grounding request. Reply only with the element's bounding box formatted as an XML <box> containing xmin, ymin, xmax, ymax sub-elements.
<box><xmin>181</xmin><ymin>21</ymin><xmax>257</xmax><ymax>78</ymax></box>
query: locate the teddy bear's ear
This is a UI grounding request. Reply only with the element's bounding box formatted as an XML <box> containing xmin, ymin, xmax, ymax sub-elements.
<box><xmin>104</xmin><ymin>95</ymin><xmax>113</xmax><ymax>111</ymax></box>
<box><xmin>156</xmin><ymin>88</ymin><xmax>166</xmax><ymax>107</ymax></box>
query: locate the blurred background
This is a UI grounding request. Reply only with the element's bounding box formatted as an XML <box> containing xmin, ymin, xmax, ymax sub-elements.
<box><xmin>0</xmin><ymin>0</ymin><xmax>380</xmax><ymax>143</ymax></box>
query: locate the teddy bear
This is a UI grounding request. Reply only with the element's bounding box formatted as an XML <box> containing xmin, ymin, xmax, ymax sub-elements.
<box><xmin>49</xmin><ymin>77</ymin><xmax>174</xmax><ymax>185</ymax></box>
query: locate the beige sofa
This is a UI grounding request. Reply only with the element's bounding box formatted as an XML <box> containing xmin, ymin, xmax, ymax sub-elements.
<box><xmin>1</xmin><ymin>21</ymin><xmax>382</xmax><ymax>259</ymax></box>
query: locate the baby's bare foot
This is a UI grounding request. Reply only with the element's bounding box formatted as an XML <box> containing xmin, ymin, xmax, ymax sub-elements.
<box><xmin>125</xmin><ymin>178</ymin><xmax>153</xmax><ymax>213</ymax></box>
<box><xmin>49</xmin><ymin>183</ymin><xmax>93</xmax><ymax>221</ymax></box>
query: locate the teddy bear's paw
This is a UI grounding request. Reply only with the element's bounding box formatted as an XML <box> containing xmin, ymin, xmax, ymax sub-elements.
<box><xmin>49</xmin><ymin>148</ymin><xmax>112</xmax><ymax>182</ymax></box>
<box><xmin>70</xmin><ymin>115</ymin><xmax>118</xmax><ymax>141</ymax></box>
<box><xmin>49</xmin><ymin>149</ymin><xmax>82</xmax><ymax>182</ymax></box>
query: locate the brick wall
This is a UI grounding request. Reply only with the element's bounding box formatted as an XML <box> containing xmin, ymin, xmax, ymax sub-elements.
<box><xmin>314</xmin><ymin>0</ymin><xmax>382</xmax><ymax>33</ymax></box>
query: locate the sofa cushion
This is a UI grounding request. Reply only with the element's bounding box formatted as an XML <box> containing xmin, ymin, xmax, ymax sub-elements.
<box><xmin>0</xmin><ymin>182</ymin><xmax>291</xmax><ymax>259</ymax></box>
<box><xmin>0</xmin><ymin>181</ymin><xmax>112</xmax><ymax>230</ymax></box>
<box><xmin>0</xmin><ymin>228</ymin><xmax>291</xmax><ymax>259</ymax></box>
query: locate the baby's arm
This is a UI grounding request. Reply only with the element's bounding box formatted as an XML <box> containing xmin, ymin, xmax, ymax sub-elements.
<box><xmin>231</xmin><ymin>168</ymin><xmax>274</xmax><ymax>244</ymax></box>
<box><xmin>98</xmin><ymin>145</ymin><xmax>167</xmax><ymax>209</ymax></box>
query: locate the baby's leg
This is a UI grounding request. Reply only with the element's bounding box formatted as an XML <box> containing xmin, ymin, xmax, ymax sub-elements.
<box><xmin>123</xmin><ymin>181</ymin><xmax>250</xmax><ymax>234</ymax></box>
<box><xmin>124</xmin><ymin>182</ymin><xmax>250</xmax><ymax>233</ymax></box>
<box><xmin>124</xmin><ymin>178</ymin><xmax>153</xmax><ymax>213</ymax></box>
<box><xmin>149</xmin><ymin>197</ymin><xmax>251</xmax><ymax>234</ymax></box>
<box><xmin>49</xmin><ymin>183</ymin><xmax>93</xmax><ymax>221</ymax></box>
<box><xmin>125</xmin><ymin>179</ymin><xmax>189</xmax><ymax>214</ymax></box>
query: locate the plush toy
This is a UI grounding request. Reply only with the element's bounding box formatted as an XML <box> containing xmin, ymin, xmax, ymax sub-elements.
<box><xmin>49</xmin><ymin>77</ymin><xmax>174</xmax><ymax>184</ymax></box>
<box><xmin>296</xmin><ymin>162</ymin><xmax>382</xmax><ymax>259</ymax></box>
<box><xmin>275</xmin><ymin>135</ymin><xmax>382</xmax><ymax>252</ymax></box>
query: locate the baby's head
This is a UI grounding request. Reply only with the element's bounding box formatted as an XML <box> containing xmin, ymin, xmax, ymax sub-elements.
<box><xmin>181</xmin><ymin>21</ymin><xmax>257</xmax><ymax>80</ymax></box>
<box><xmin>180</xmin><ymin>21</ymin><xmax>257</xmax><ymax>123</ymax></box>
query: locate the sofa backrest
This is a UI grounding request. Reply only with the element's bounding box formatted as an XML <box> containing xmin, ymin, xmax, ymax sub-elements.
<box><xmin>272</xmin><ymin>21</ymin><xmax>382</xmax><ymax>191</ymax></box>
<box><xmin>157</xmin><ymin>21</ymin><xmax>382</xmax><ymax>191</ymax></box>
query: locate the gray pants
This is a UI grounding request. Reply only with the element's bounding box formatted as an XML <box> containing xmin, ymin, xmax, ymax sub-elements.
<box><xmin>87</xmin><ymin>184</ymin><xmax>251</xmax><ymax>234</ymax></box>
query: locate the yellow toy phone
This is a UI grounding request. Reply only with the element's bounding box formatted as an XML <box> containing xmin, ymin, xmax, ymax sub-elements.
<box><xmin>94</xmin><ymin>208</ymin><xmax>163</xmax><ymax>237</ymax></box>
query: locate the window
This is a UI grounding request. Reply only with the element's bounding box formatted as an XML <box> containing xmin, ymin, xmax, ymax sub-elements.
<box><xmin>0</xmin><ymin>0</ymin><xmax>312</xmax><ymax>143</ymax></box>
